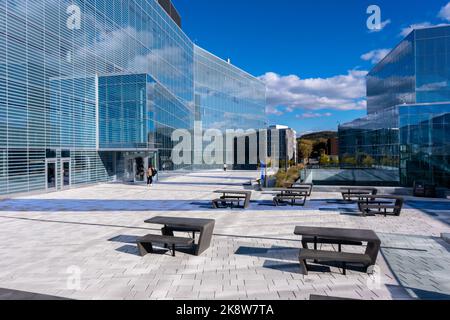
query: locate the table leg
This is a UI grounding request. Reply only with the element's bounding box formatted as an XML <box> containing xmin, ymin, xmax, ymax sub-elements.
<box><xmin>365</xmin><ymin>241</ymin><xmax>380</xmax><ymax>266</ymax></box>
<box><xmin>314</xmin><ymin>236</ymin><xmax>318</xmax><ymax>263</ymax></box>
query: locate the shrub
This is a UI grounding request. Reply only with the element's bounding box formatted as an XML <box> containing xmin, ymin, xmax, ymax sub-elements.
<box><xmin>319</xmin><ymin>154</ymin><xmax>331</xmax><ymax>166</ymax></box>
<box><xmin>362</xmin><ymin>156</ymin><xmax>375</xmax><ymax>168</ymax></box>
<box><xmin>274</xmin><ymin>165</ymin><xmax>303</xmax><ymax>187</ymax></box>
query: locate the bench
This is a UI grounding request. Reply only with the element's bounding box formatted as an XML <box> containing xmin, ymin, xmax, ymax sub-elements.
<box><xmin>137</xmin><ymin>234</ymin><xmax>195</xmax><ymax>257</ymax></box>
<box><xmin>341</xmin><ymin>188</ymin><xmax>378</xmax><ymax>201</ymax></box>
<box><xmin>273</xmin><ymin>194</ymin><xmax>307</xmax><ymax>206</ymax></box>
<box><xmin>302</xmin><ymin>236</ymin><xmax>363</xmax><ymax>252</ymax></box>
<box><xmin>162</xmin><ymin>225</ymin><xmax>198</xmax><ymax>240</ymax></box>
<box><xmin>213</xmin><ymin>190</ymin><xmax>252</xmax><ymax>209</ymax></box>
<box><xmin>358</xmin><ymin>196</ymin><xmax>404</xmax><ymax>217</ymax></box>
<box><xmin>299</xmin><ymin>249</ymin><xmax>372</xmax><ymax>275</ymax></box>
<box><xmin>291</xmin><ymin>184</ymin><xmax>313</xmax><ymax>196</ymax></box>
<box><xmin>212</xmin><ymin>197</ymin><xmax>245</xmax><ymax>209</ymax></box>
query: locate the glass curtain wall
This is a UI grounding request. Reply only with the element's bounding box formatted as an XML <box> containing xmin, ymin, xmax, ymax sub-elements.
<box><xmin>194</xmin><ymin>46</ymin><xmax>267</xmax><ymax>168</ymax></box>
<box><xmin>0</xmin><ymin>0</ymin><xmax>194</xmax><ymax>195</ymax></box>
<box><xmin>399</xmin><ymin>103</ymin><xmax>450</xmax><ymax>187</ymax></box>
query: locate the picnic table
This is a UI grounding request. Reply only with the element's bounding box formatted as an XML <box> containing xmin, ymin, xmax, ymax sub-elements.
<box><xmin>357</xmin><ymin>195</ymin><xmax>404</xmax><ymax>217</ymax></box>
<box><xmin>294</xmin><ymin>226</ymin><xmax>381</xmax><ymax>275</ymax></box>
<box><xmin>145</xmin><ymin>216</ymin><xmax>215</xmax><ymax>256</ymax></box>
<box><xmin>271</xmin><ymin>188</ymin><xmax>309</xmax><ymax>206</ymax></box>
<box><xmin>213</xmin><ymin>190</ymin><xmax>252</xmax><ymax>209</ymax></box>
<box><xmin>341</xmin><ymin>187</ymin><xmax>378</xmax><ymax>201</ymax></box>
<box><xmin>283</xmin><ymin>183</ymin><xmax>313</xmax><ymax>196</ymax></box>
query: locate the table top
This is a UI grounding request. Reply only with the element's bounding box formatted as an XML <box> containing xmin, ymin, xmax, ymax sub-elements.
<box><xmin>145</xmin><ymin>216</ymin><xmax>215</xmax><ymax>228</ymax></box>
<box><xmin>294</xmin><ymin>226</ymin><xmax>380</xmax><ymax>243</ymax></box>
<box><xmin>214</xmin><ymin>190</ymin><xmax>252</xmax><ymax>195</ymax></box>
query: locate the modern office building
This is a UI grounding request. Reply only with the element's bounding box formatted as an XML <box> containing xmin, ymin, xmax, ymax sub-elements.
<box><xmin>267</xmin><ymin>125</ymin><xmax>297</xmax><ymax>169</ymax></box>
<box><xmin>193</xmin><ymin>46</ymin><xmax>267</xmax><ymax>169</ymax></box>
<box><xmin>0</xmin><ymin>0</ymin><xmax>266</xmax><ymax>196</ymax></box>
<box><xmin>339</xmin><ymin>25</ymin><xmax>450</xmax><ymax>187</ymax></box>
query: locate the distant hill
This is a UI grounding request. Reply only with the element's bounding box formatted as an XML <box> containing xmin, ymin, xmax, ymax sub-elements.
<box><xmin>299</xmin><ymin>131</ymin><xmax>338</xmax><ymax>141</ymax></box>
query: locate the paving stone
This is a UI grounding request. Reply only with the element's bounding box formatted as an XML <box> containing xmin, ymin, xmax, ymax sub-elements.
<box><xmin>0</xmin><ymin>171</ymin><xmax>448</xmax><ymax>300</ymax></box>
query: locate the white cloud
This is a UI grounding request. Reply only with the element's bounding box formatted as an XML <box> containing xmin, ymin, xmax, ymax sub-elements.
<box><xmin>297</xmin><ymin>112</ymin><xmax>333</xmax><ymax>119</ymax></box>
<box><xmin>369</xmin><ymin>19</ymin><xmax>391</xmax><ymax>33</ymax></box>
<box><xmin>439</xmin><ymin>2</ymin><xmax>450</xmax><ymax>21</ymax></box>
<box><xmin>361</xmin><ymin>49</ymin><xmax>391</xmax><ymax>64</ymax></box>
<box><xmin>398</xmin><ymin>3</ymin><xmax>450</xmax><ymax>37</ymax></box>
<box><xmin>399</xmin><ymin>22</ymin><xmax>447</xmax><ymax>37</ymax></box>
<box><xmin>259</xmin><ymin>70</ymin><xmax>367</xmax><ymax>114</ymax></box>
<box><xmin>400</xmin><ymin>22</ymin><xmax>431</xmax><ymax>37</ymax></box>
<box><xmin>266</xmin><ymin>106</ymin><xmax>283</xmax><ymax>116</ymax></box>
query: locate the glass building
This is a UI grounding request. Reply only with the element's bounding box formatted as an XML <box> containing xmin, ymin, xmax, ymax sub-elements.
<box><xmin>193</xmin><ymin>46</ymin><xmax>267</xmax><ymax>169</ymax></box>
<box><xmin>0</xmin><ymin>0</ymin><xmax>266</xmax><ymax>196</ymax></box>
<box><xmin>339</xmin><ymin>25</ymin><xmax>450</xmax><ymax>187</ymax></box>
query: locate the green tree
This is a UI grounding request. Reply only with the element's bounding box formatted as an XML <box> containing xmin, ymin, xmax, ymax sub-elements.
<box><xmin>319</xmin><ymin>154</ymin><xmax>331</xmax><ymax>166</ymax></box>
<box><xmin>298</xmin><ymin>139</ymin><xmax>313</xmax><ymax>163</ymax></box>
<box><xmin>362</xmin><ymin>156</ymin><xmax>375</xmax><ymax>168</ymax></box>
<box><xmin>342</xmin><ymin>156</ymin><xmax>357</xmax><ymax>166</ymax></box>
<box><xmin>312</xmin><ymin>139</ymin><xmax>328</xmax><ymax>158</ymax></box>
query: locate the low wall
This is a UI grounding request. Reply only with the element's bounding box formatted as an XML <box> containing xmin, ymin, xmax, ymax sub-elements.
<box><xmin>304</xmin><ymin>168</ymin><xmax>400</xmax><ymax>187</ymax></box>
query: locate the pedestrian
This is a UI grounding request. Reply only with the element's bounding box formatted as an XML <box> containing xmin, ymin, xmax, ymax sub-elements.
<box><xmin>147</xmin><ymin>166</ymin><xmax>154</xmax><ymax>186</ymax></box>
<box><xmin>223</xmin><ymin>164</ymin><xmax>228</xmax><ymax>172</ymax></box>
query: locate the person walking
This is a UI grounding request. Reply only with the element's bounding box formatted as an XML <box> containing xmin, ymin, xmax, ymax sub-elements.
<box><xmin>147</xmin><ymin>166</ymin><xmax>155</xmax><ymax>186</ymax></box>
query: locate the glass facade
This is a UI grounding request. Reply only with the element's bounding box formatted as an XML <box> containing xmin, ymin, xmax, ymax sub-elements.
<box><xmin>339</xmin><ymin>107</ymin><xmax>400</xmax><ymax>169</ymax></box>
<box><xmin>400</xmin><ymin>103</ymin><xmax>450</xmax><ymax>188</ymax></box>
<box><xmin>339</xmin><ymin>26</ymin><xmax>450</xmax><ymax>187</ymax></box>
<box><xmin>0</xmin><ymin>0</ymin><xmax>266</xmax><ymax>195</ymax></box>
<box><xmin>416</xmin><ymin>27</ymin><xmax>450</xmax><ymax>103</ymax></box>
<box><xmin>367</xmin><ymin>33</ymin><xmax>416</xmax><ymax>115</ymax></box>
<box><xmin>194</xmin><ymin>46</ymin><xmax>267</xmax><ymax>168</ymax></box>
<box><xmin>194</xmin><ymin>46</ymin><xmax>266</xmax><ymax>131</ymax></box>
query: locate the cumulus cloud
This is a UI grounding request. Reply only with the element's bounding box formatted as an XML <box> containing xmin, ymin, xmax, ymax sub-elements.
<box><xmin>439</xmin><ymin>2</ymin><xmax>450</xmax><ymax>21</ymax></box>
<box><xmin>266</xmin><ymin>106</ymin><xmax>283</xmax><ymax>116</ymax></box>
<box><xmin>297</xmin><ymin>112</ymin><xmax>333</xmax><ymax>119</ymax></box>
<box><xmin>398</xmin><ymin>3</ymin><xmax>450</xmax><ymax>37</ymax></box>
<box><xmin>400</xmin><ymin>22</ymin><xmax>449</xmax><ymax>37</ymax></box>
<box><xmin>361</xmin><ymin>49</ymin><xmax>391</xmax><ymax>64</ymax></box>
<box><xmin>400</xmin><ymin>22</ymin><xmax>434</xmax><ymax>37</ymax></box>
<box><xmin>259</xmin><ymin>70</ymin><xmax>367</xmax><ymax>115</ymax></box>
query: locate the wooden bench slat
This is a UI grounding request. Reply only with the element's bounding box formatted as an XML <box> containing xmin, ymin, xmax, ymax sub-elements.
<box><xmin>299</xmin><ymin>249</ymin><xmax>372</xmax><ymax>264</ymax></box>
<box><xmin>302</xmin><ymin>236</ymin><xmax>363</xmax><ymax>247</ymax></box>
<box><xmin>361</xmin><ymin>205</ymin><xmax>397</xmax><ymax>209</ymax></box>
<box><xmin>137</xmin><ymin>234</ymin><xmax>194</xmax><ymax>245</ymax></box>
<box><xmin>299</xmin><ymin>249</ymin><xmax>372</xmax><ymax>275</ymax></box>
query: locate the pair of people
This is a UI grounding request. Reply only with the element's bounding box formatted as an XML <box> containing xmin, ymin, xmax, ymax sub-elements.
<box><xmin>147</xmin><ymin>166</ymin><xmax>157</xmax><ymax>186</ymax></box>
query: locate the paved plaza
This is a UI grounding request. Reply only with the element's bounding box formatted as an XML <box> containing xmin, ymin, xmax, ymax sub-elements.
<box><xmin>0</xmin><ymin>171</ymin><xmax>449</xmax><ymax>300</ymax></box>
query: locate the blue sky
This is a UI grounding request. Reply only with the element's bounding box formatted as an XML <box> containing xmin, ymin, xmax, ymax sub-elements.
<box><xmin>173</xmin><ymin>0</ymin><xmax>450</xmax><ymax>136</ymax></box>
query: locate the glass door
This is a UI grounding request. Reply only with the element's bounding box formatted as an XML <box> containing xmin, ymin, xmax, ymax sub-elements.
<box><xmin>135</xmin><ymin>157</ymin><xmax>145</xmax><ymax>182</ymax></box>
<box><xmin>46</xmin><ymin>161</ymin><xmax>57</xmax><ymax>191</ymax></box>
<box><xmin>125</xmin><ymin>158</ymin><xmax>135</xmax><ymax>182</ymax></box>
<box><xmin>61</xmin><ymin>159</ymin><xmax>71</xmax><ymax>188</ymax></box>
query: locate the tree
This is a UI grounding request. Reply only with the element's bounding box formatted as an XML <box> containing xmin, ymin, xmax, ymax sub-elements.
<box><xmin>319</xmin><ymin>154</ymin><xmax>331</xmax><ymax>166</ymax></box>
<box><xmin>362</xmin><ymin>156</ymin><xmax>375</xmax><ymax>168</ymax></box>
<box><xmin>298</xmin><ymin>139</ymin><xmax>313</xmax><ymax>163</ymax></box>
<box><xmin>342</xmin><ymin>156</ymin><xmax>357</xmax><ymax>166</ymax></box>
<box><xmin>312</xmin><ymin>138</ymin><xmax>328</xmax><ymax>158</ymax></box>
